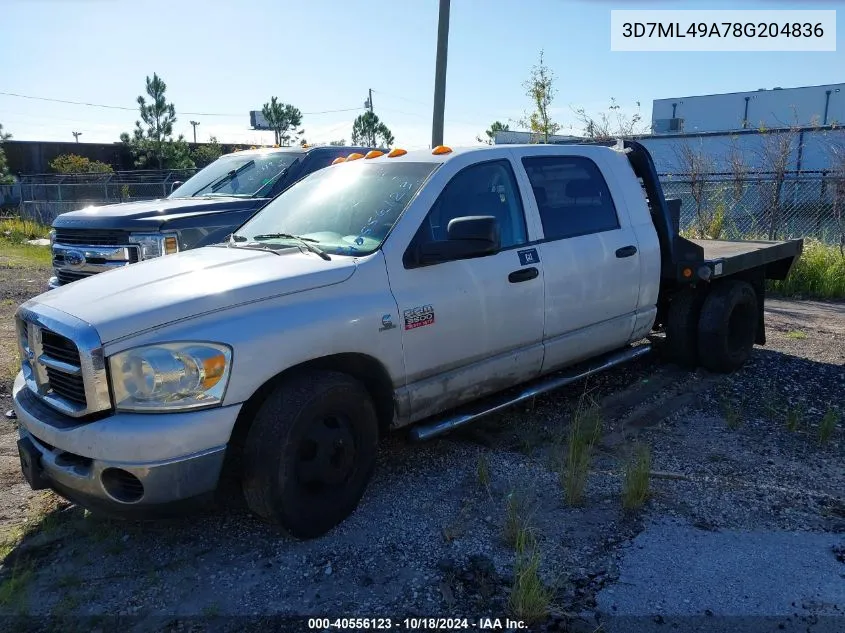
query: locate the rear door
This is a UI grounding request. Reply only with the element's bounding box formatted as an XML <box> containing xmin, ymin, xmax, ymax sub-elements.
<box><xmin>517</xmin><ymin>150</ymin><xmax>641</xmax><ymax>372</ymax></box>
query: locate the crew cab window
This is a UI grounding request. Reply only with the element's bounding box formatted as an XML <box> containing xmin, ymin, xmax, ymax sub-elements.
<box><xmin>521</xmin><ymin>156</ymin><xmax>620</xmax><ymax>240</ymax></box>
<box><xmin>418</xmin><ymin>160</ymin><xmax>527</xmax><ymax>249</ymax></box>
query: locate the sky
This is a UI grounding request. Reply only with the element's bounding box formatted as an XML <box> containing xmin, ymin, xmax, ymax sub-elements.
<box><xmin>1</xmin><ymin>0</ymin><xmax>843</xmax><ymax>149</ymax></box>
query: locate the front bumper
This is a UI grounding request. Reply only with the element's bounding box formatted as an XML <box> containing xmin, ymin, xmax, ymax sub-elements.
<box><xmin>12</xmin><ymin>373</ymin><xmax>242</xmax><ymax>515</ymax></box>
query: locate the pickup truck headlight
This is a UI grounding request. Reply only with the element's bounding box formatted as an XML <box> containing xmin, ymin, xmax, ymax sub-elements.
<box><xmin>129</xmin><ymin>232</ymin><xmax>179</xmax><ymax>259</ymax></box>
<box><xmin>108</xmin><ymin>342</ymin><xmax>232</xmax><ymax>412</ymax></box>
<box><xmin>49</xmin><ymin>229</ymin><xmax>56</xmax><ymax>246</ymax></box>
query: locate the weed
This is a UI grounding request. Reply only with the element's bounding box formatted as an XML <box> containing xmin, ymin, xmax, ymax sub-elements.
<box><xmin>768</xmin><ymin>240</ymin><xmax>845</xmax><ymax>300</ymax></box>
<box><xmin>508</xmin><ymin>544</ymin><xmax>551</xmax><ymax>624</ymax></box>
<box><xmin>477</xmin><ymin>454</ymin><xmax>491</xmax><ymax>493</ymax></box>
<box><xmin>558</xmin><ymin>400</ymin><xmax>602</xmax><ymax>506</ymax></box>
<box><xmin>785</xmin><ymin>330</ymin><xmax>808</xmax><ymax>340</ymax></box>
<box><xmin>622</xmin><ymin>444</ymin><xmax>652</xmax><ymax>511</ymax></box>
<box><xmin>719</xmin><ymin>395</ymin><xmax>744</xmax><ymax>430</ymax></box>
<box><xmin>52</xmin><ymin>593</ymin><xmax>81</xmax><ymax>616</ymax></box>
<box><xmin>0</xmin><ymin>563</ymin><xmax>33</xmax><ymax>611</ymax></box>
<box><xmin>503</xmin><ymin>491</ymin><xmax>533</xmax><ymax>549</ymax></box>
<box><xmin>819</xmin><ymin>407</ymin><xmax>839</xmax><ymax>445</ymax></box>
<box><xmin>785</xmin><ymin>404</ymin><xmax>804</xmax><ymax>432</ymax></box>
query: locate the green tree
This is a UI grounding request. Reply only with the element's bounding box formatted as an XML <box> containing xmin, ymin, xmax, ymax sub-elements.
<box><xmin>261</xmin><ymin>97</ymin><xmax>304</xmax><ymax>146</ymax></box>
<box><xmin>191</xmin><ymin>136</ymin><xmax>223</xmax><ymax>167</ymax></box>
<box><xmin>477</xmin><ymin>120</ymin><xmax>509</xmax><ymax>145</ymax></box>
<box><xmin>351</xmin><ymin>112</ymin><xmax>394</xmax><ymax>147</ymax></box>
<box><xmin>120</xmin><ymin>73</ymin><xmax>194</xmax><ymax>169</ymax></box>
<box><xmin>49</xmin><ymin>154</ymin><xmax>113</xmax><ymax>174</ymax></box>
<box><xmin>518</xmin><ymin>50</ymin><xmax>560</xmax><ymax>144</ymax></box>
<box><xmin>0</xmin><ymin>123</ymin><xmax>12</xmax><ymax>184</ymax></box>
<box><xmin>329</xmin><ymin>139</ymin><xmax>347</xmax><ymax>146</ymax></box>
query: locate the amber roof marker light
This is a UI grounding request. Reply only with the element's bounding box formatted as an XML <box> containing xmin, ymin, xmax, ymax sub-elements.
<box><xmin>346</xmin><ymin>153</ymin><xmax>365</xmax><ymax>161</ymax></box>
<box><xmin>387</xmin><ymin>148</ymin><xmax>407</xmax><ymax>158</ymax></box>
<box><xmin>432</xmin><ymin>145</ymin><xmax>452</xmax><ymax>155</ymax></box>
<box><xmin>365</xmin><ymin>150</ymin><xmax>385</xmax><ymax>159</ymax></box>
<box><xmin>331</xmin><ymin>157</ymin><xmax>346</xmax><ymax>165</ymax></box>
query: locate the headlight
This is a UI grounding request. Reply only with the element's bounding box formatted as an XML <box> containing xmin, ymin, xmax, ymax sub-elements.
<box><xmin>129</xmin><ymin>232</ymin><xmax>179</xmax><ymax>259</ymax></box>
<box><xmin>49</xmin><ymin>229</ymin><xmax>56</xmax><ymax>246</ymax></box>
<box><xmin>108</xmin><ymin>342</ymin><xmax>232</xmax><ymax>412</ymax></box>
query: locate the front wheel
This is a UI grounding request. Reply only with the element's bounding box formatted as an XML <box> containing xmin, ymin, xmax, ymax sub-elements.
<box><xmin>241</xmin><ymin>371</ymin><xmax>379</xmax><ymax>538</ymax></box>
<box><xmin>697</xmin><ymin>280</ymin><xmax>759</xmax><ymax>373</ymax></box>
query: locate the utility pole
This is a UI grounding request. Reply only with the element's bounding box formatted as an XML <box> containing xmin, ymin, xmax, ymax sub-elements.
<box><xmin>189</xmin><ymin>120</ymin><xmax>200</xmax><ymax>144</ymax></box>
<box><xmin>72</xmin><ymin>131</ymin><xmax>82</xmax><ymax>143</ymax></box>
<box><xmin>431</xmin><ymin>0</ymin><xmax>450</xmax><ymax>148</ymax></box>
<box><xmin>365</xmin><ymin>89</ymin><xmax>374</xmax><ymax>114</ymax></box>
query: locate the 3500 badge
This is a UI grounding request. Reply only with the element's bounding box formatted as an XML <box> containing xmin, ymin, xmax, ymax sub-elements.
<box><xmin>403</xmin><ymin>304</ymin><xmax>435</xmax><ymax>330</ymax></box>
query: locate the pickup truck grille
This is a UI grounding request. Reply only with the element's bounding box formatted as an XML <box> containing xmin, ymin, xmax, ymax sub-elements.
<box><xmin>52</xmin><ymin>240</ymin><xmax>140</xmax><ymax>286</ymax></box>
<box><xmin>16</xmin><ymin>308</ymin><xmax>112</xmax><ymax>418</ymax></box>
<box><xmin>54</xmin><ymin>229</ymin><xmax>130</xmax><ymax>246</ymax></box>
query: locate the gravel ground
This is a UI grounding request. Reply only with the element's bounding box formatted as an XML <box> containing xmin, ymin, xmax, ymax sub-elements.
<box><xmin>0</xmin><ymin>259</ymin><xmax>843</xmax><ymax>633</ymax></box>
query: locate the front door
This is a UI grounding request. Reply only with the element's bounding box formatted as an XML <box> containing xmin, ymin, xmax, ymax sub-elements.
<box><xmin>385</xmin><ymin>159</ymin><xmax>546</xmax><ymax>422</ymax></box>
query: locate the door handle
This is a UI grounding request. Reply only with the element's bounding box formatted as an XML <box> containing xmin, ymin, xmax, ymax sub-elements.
<box><xmin>508</xmin><ymin>267</ymin><xmax>539</xmax><ymax>283</ymax></box>
<box><xmin>615</xmin><ymin>245</ymin><xmax>638</xmax><ymax>258</ymax></box>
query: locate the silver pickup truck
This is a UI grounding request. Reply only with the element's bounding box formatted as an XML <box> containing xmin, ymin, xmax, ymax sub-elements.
<box><xmin>12</xmin><ymin>141</ymin><xmax>802</xmax><ymax>538</ymax></box>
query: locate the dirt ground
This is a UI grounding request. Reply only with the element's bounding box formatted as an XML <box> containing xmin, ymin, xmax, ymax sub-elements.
<box><xmin>0</xmin><ymin>256</ymin><xmax>843</xmax><ymax>633</ymax></box>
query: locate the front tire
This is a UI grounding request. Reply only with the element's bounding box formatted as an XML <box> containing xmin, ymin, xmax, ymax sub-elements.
<box><xmin>697</xmin><ymin>280</ymin><xmax>758</xmax><ymax>373</ymax></box>
<box><xmin>241</xmin><ymin>371</ymin><xmax>379</xmax><ymax>539</ymax></box>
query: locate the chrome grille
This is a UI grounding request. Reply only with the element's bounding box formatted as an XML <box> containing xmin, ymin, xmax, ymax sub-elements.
<box><xmin>16</xmin><ymin>305</ymin><xmax>111</xmax><ymax>418</ymax></box>
<box><xmin>51</xmin><ymin>243</ymin><xmax>140</xmax><ymax>286</ymax></box>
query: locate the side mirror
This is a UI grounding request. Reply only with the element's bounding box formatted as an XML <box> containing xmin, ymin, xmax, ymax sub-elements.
<box><xmin>170</xmin><ymin>181</ymin><xmax>184</xmax><ymax>194</ymax></box>
<box><xmin>417</xmin><ymin>215</ymin><xmax>501</xmax><ymax>265</ymax></box>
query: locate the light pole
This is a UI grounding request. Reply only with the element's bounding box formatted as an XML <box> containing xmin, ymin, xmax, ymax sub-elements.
<box><xmin>189</xmin><ymin>120</ymin><xmax>200</xmax><ymax>143</ymax></box>
<box><xmin>72</xmin><ymin>131</ymin><xmax>82</xmax><ymax>143</ymax></box>
<box><xmin>431</xmin><ymin>0</ymin><xmax>450</xmax><ymax>148</ymax></box>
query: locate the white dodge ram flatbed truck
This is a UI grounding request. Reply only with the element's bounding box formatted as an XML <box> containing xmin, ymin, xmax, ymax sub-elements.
<box><xmin>11</xmin><ymin>141</ymin><xmax>803</xmax><ymax>538</ymax></box>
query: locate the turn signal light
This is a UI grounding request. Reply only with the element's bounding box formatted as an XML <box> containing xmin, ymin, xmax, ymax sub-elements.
<box><xmin>387</xmin><ymin>148</ymin><xmax>407</xmax><ymax>158</ymax></box>
<box><xmin>682</xmin><ymin>267</ymin><xmax>693</xmax><ymax>278</ymax></box>
<box><xmin>346</xmin><ymin>153</ymin><xmax>365</xmax><ymax>161</ymax></box>
<box><xmin>164</xmin><ymin>236</ymin><xmax>179</xmax><ymax>255</ymax></box>
<box><xmin>365</xmin><ymin>150</ymin><xmax>384</xmax><ymax>159</ymax></box>
<box><xmin>332</xmin><ymin>157</ymin><xmax>346</xmax><ymax>165</ymax></box>
<box><xmin>432</xmin><ymin>145</ymin><xmax>452</xmax><ymax>155</ymax></box>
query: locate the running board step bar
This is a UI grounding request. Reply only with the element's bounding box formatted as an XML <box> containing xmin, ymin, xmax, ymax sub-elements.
<box><xmin>409</xmin><ymin>344</ymin><xmax>653</xmax><ymax>442</ymax></box>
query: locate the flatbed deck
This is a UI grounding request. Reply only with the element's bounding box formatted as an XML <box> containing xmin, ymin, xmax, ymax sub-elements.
<box><xmin>690</xmin><ymin>238</ymin><xmax>804</xmax><ymax>279</ymax></box>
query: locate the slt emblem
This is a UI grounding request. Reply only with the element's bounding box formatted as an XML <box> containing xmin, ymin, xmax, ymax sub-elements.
<box><xmin>64</xmin><ymin>250</ymin><xmax>85</xmax><ymax>267</ymax></box>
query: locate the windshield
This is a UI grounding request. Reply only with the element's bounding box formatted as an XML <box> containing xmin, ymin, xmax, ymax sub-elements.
<box><xmin>168</xmin><ymin>151</ymin><xmax>301</xmax><ymax>199</ymax></box>
<box><xmin>232</xmin><ymin>161</ymin><xmax>437</xmax><ymax>256</ymax></box>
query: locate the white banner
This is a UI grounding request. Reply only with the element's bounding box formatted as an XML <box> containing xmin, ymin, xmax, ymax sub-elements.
<box><xmin>610</xmin><ymin>10</ymin><xmax>836</xmax><ymax>52</ymax></box>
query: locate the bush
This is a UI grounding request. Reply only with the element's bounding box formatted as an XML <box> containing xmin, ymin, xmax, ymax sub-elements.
<box><xmin>768</xmin><ymin>240</ymin><xmax>845</xmax><ymax>299</ymax></box>
<box><xmin>49</xmin><ymin>154</ymin><xmax>113</xmax><ymax>174</ymax></box>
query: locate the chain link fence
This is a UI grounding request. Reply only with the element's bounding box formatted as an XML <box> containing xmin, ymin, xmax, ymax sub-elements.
<box><xmin>659</xmin><ymin>170</ymin><xmax>844</xmax><ymax>246</ymax></box>
<box><xmin>11</xmin><ymin>168</ymin><xmax>845</xmax><ymax>247</ymax></box>
<box><xmin>17</xmin><ymin>169</ymin><xmax>200</xmax><ymax>224</ymax></box>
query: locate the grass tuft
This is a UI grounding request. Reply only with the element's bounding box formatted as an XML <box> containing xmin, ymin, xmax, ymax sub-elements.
<box><xmin>719</xmin><ymin>395</ymin><xmax>744</xmax><ymax>430</ymax></box>
<box><xmin>558</xmin><ymin>399</ymin><xmax>602</xmax><ymax>507</ymax></box>
<box><xmin>818</xmin><ymin>407</ymin><xmax>839</xmax><ymax>445</ymax></box>
<box><xmin>508</xmin><ymin>540</ymin><xmax>551</xmax><ymax>624</ymax></box>
<box><xmin>785</xmin><ymin>330</ymin><xmax>808</xmax><ymax>340</ymax></box>
<box><xmin>503</xmin><ymin>491</ymin><xmax>533</xmax><ymax>549</ymax></box>
<box><xmin>785</xmin><ymin>404</ymin><xmax>804</xmax><ymax>432</ymax></box>
<box><xmin>0</xmin><ymin>216</ymin><xmax>52</xmax><ymax>267</ymax></box>
<box><xmin>477</xmin><ymin>454</ymin><xmax>491</xmax><ymax>494</ymax></box>
<box><xmin>0</xmin><ymin>563</ymin><xmax>33</xmax><ymax>610</ymax></box>
<box><xmin>768</xmin><ymin>240</ymin><xmax>845</xmax><ymax>300</ymax></box>
<box><xmin>622</xmin><ymin>444</ymin><xmax>652</xmax><ymax>511</ymax></box>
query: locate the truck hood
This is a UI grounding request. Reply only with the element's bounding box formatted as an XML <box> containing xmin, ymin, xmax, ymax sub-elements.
<box><xmin>52</xmin><ymin>197</ymin><xmax>266</xmax><ymax>230</ymax></box>
<box><xmin>27</xmin><ymin>245</ymin><xmax>357</xmax><ymax>344</ymax></box>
